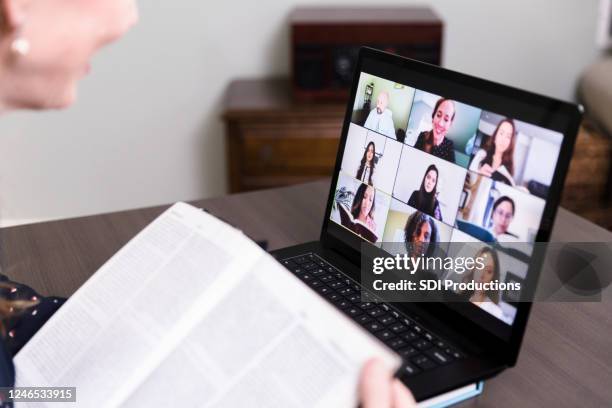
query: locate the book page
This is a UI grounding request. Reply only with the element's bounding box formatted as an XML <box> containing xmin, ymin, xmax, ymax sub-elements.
<box><xmin>14</xmin><ymin>202</ymin><xmax>400</xmax><ymax>407</ymax></box>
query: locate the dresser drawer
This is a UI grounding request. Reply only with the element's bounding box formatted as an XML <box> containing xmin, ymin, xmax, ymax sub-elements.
<box><xmin>240</xmin><ymin>125</ymin><xmax>341</xmax><ymax>175</ymax></box>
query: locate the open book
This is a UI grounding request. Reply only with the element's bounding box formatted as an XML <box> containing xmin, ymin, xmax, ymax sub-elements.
<box><xmin>338</xmin><ymin>203</ymin><xmax>379</xmax><ymax>243</ymax></box>
<box><xmin>14</xmin><ymin>202</ymin><xmax>400</xmax><ymax>407</ymax></box>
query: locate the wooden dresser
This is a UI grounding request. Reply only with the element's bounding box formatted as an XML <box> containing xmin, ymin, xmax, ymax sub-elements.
<box><xmin>223</xmin><ymin>78</ymin><xmax>345</xmax><ymax>193</ymax></box>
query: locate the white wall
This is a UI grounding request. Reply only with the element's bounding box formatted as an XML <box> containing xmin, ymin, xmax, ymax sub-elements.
<box><xmin>0</xmin><ymin>0</ymin><xmax>601</xmax><ymax>226</ymax></box>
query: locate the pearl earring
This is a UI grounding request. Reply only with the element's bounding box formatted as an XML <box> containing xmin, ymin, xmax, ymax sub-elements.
<box><xmin>11</xmin><ymin>36</ymin><xmax>30</xmax><ymax>56</ymax></box>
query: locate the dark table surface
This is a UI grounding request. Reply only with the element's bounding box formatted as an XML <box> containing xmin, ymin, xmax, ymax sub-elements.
<box><xmin>1</xmin><ymin>180</ymin><xmax>611</xmax><ymax>407</ymax></box>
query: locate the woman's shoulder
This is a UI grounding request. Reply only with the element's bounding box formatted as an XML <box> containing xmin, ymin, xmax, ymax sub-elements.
<box><xmin>408</xmin><ymin>191</ymin><xmax>419</xmax><ymax>206</ymax></box>
<box><xmin>415</xmin><ymin>131</ymin><xmax>428</xmax><ymax>144</ymax></box>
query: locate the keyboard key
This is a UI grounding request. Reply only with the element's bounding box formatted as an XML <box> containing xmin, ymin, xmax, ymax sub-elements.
<box><xmin>317</xmin><ymin>286</ymin><xmax>331</xmax><ymax>295</ymax></box>
<box><xmin>347</xmin><ymin>307</ymin><xmax>363</xmax><ymax>317</ymax></box>
<box><xmin>445</xmin><ymin>348</ymin><xmax>464</xmax><ymax>359</ymax></box>
<box><xmin>367</xmin><ymin>322</ymin><xmax>384</xmax><ymax>332</ymax></box>
<box><xmin>326</xmin><ymin>293</ymin><xmax>341</xmax><ymax>302</ymax></box>
<box><xmin>401</xmin><ymin>362</ymin><xmax>420</xmax><ymax>377</ymax></box>
<box><xmin>281</xmin><ymin>260</ymin><xmax>296</xmax><ymax>268</ymax></box>
<box><xmin>376</xmin><ymin>330</ymin><xmax>395</xmax><ymax>341</ymax></box>
<box><xmin>398</xmin><ymin>346</ymin><xmax>419</xmax><ymax>359</ymax></box>
<box><xmin>423</xmin><ymin>331</ymin><xmax>435</xmax><ymax>342</ymax></box>
<box><xmin>335</xmin><ymin>300</ymin><xmax>350</xmax><ymax>309</ymax></box>
<box><xmin>378</xmin><ymin>315</ymin><xmax>396</xmax><ymax>326</ymax></box>
<box><xmin>388</xmin><ymin>339</ymin><xmax>407</xmax><ymax>350</ymax></box>
<box><xmin>339</xmin><ymin>287</ymin><xmax>355</xmax><ymax>296</ymax></box>
<box><xmin>294</xmin><ymin>256</ymin><xmax>308</xmax><ymax>264</ymax></box>
<box><xmin>368</xmin><ymin>308</ymin><xmax>386</xmax><ymax>318</ymax></box>
<box><xmin>413</xmin><ymin>339</ymin><xmax>432</xmax><ymax>351</ymax></box>
<box><xmin>312</xmin><ymin>268</ymin><xmax>326</xmax><ymax>276</ymax></box>
<box><xmin>329</xmin><ymin>281</ymin><xmax>346</xmax><ymax>290</ymax></box>
<box><xmin>412</xmin><ymin>325</ymin><xmax>423</xmax><ymax>334</ymax></box>
<box><xmin>411</xmin><ymin>355</ymin><xmax>437</xmax><ymax>370</ymax></box>
<box><xmin>347</xmin><ymin>294</ymin><xmax>361</xmax><ymax>303</ymax></box>
<box><xmin>402</xmin><ymin>331</ymin><xmax>419</xmax><ymax>342</ymax></box>
<box><xmin>426</xmin><ymin>348</ymin><xmax>452</xmax><ymax>365</ymax></box>
<box><xmin>293</xmin><ymin>268</ymin><xmax>305</xmax><ymax>275</ymax></box>
<box><xmin>434</xmin><ymin>340</ymin><xmax>447</xmax><ymax>349</ymax></box>
<box><xmin>359</xmin><ymin>302</ymin><xmax>375</xmax><ymax>310</ymax></box>
<box><xmin>302</xmin><ymin>274</ymin><xmax>313</xmax><ymax>281</ymax></box>
<box><xmin>309</xmin><ymin>280</ymin><xmax>323</xmax><ymax>288</ymax></box>
<box><xmin>302</xmin><ymin>262</ymin><xmax>317</xmax><ymax>270</ymax></box>
<box><xmin>320</xmin><ymin>275</ymin><xmax>335</xmax><ymax>283</ymax></box>
<box><xmin>390</xmin><ymin>323</ymin><xmax>408</xmax><ymax>334</ymax></box>
<box><xmin>357</xmin><ymin>315</ymin><xmax>372</xmax><ymax>324</ymax></box>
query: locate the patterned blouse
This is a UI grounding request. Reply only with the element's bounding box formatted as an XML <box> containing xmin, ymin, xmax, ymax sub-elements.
<box><xmin>0</xmin><ymin>273</ymin><xmax>65</xmax><ymax>392</ymax></box>
<box><xmin>414</xmin><ymin>131</ymin><xmax>456</xmax><ymax>164</ymax></box>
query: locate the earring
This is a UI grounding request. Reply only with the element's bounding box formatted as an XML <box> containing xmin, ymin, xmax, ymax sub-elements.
<box><xmin>11</xmin><ymin>36</ymin><xmax>30</xmax><ymax>56</ymax></box>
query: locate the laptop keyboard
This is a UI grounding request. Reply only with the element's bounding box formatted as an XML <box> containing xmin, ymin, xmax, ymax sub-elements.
<box><xmin>280</xmin><ymin>252</ymin><xmax>464</xmax><ymax>379</ymax></box>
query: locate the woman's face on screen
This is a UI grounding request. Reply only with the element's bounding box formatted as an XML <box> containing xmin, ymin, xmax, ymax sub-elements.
<box><xmin>495</xmin><ymin>122</ymin><xmax>514</xmax><ymax>153</ymax></box>
<box><xmin>360</xmin><ymin>186</ymin><xmax>375</xmax><ymax>217</ymax></box>
<box><xmin>424</xmin><ymin>169</ymin><xmax>437</xmax><ymax>193</ymax></box>
<box><xmin>432</xmin><ymin>100</ymin><xmax>455</xmax><ymax>139</ymax></box>
<box><xmin>474</xmin><ymin>252</ymin><xmax>495</xmax><ymax>284</ymax></box>
<box><xmin>411</xmin><ymin>221</ymin><xmax>431</xmax><ymax>256</ymax></box>
<box><xmin>492</xmin><ymin>201</ymin><xmax>514</xmax><ymax>234</ymax></box>
<box><xmin>366</xmin><ymin>144</ymin><xmax>374</xmax><ymax>163</ymax></box>
<box><xmin>1</xmin><ymin>0</ymin><xmax>139</xmax><ymax>110</ymax></box>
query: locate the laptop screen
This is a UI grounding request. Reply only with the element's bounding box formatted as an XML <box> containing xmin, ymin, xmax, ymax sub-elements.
<box><xmin>324</xmin><ymin>53</ymin><xmax>577</xmax><ymax>335</ymax></box>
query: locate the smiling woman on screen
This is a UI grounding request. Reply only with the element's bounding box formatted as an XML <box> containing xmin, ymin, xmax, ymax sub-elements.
<box><xmin>414</xmin><ymin>98</ymin><xmax>456</xmax><ymax>163</ymax></box>
<box><xmin>0</xmin><ymin>1</ymin><xmax>414</xmax><ymax>406</ymax></box>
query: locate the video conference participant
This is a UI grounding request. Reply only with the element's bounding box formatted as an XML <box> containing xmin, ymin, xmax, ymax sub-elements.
<box><xmin>357</xmin><ymin>141</ymin><xmax>376</xmax><ymax>185</ymax></box>
<box><xmin>351</xmin><ymin>183</ymin><xmax>377</xmax><ymax>233</ymax></box>
<box><xmin>489</xmin><ymin>196</ymin><xmax>518</xmax><ymax>241</ymax></box>
<box><xmin>404</xmin><ymin>211</ymin><xmax>439</xmax><ymax>258</ymax></box>
<box><xmin>470</xmin><ymin>118</ymin><xmax>516</xmax><ymax>186</ymax></box>
<box><xmin>414</xmin><ymin>98</ymin><xmax>456</xmax><ymax>163</ymax></box>
<box><xmin>408</xmin><ymin>164</ymin><xmax>443</xmax><ymax>221</ymax></box>
<box><xmin>463</xmin><ymin>247</ymin><xmax>505</xmax><ymax>320</ymax></box>
<box><xmin>364</xmin><ymin>91</ymin><xmax>396</xmax><ymax>138</ymax></box>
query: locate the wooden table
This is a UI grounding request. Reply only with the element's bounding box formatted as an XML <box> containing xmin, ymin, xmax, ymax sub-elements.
<box><xmin>1</xmin><ymin>180</ymin><xmax>611</xmax><ymax>407</ymax></box>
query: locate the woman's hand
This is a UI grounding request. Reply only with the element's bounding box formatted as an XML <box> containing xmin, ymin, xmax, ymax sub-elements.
<box><xmin>479</xmin><ymin>164</ymin><xmax>494</xmax><ymax>176</ymax></box>
<box><xmin>359</xmin><ymin>358</ymin><xmax>417</xmax><ymax>408</ymax></box>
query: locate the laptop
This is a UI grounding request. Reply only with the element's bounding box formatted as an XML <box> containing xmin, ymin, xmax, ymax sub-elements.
<box><xmin>271</xmin><ymin>47</ymin><xmax>583</xmax><ymax>401</ymax></box>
